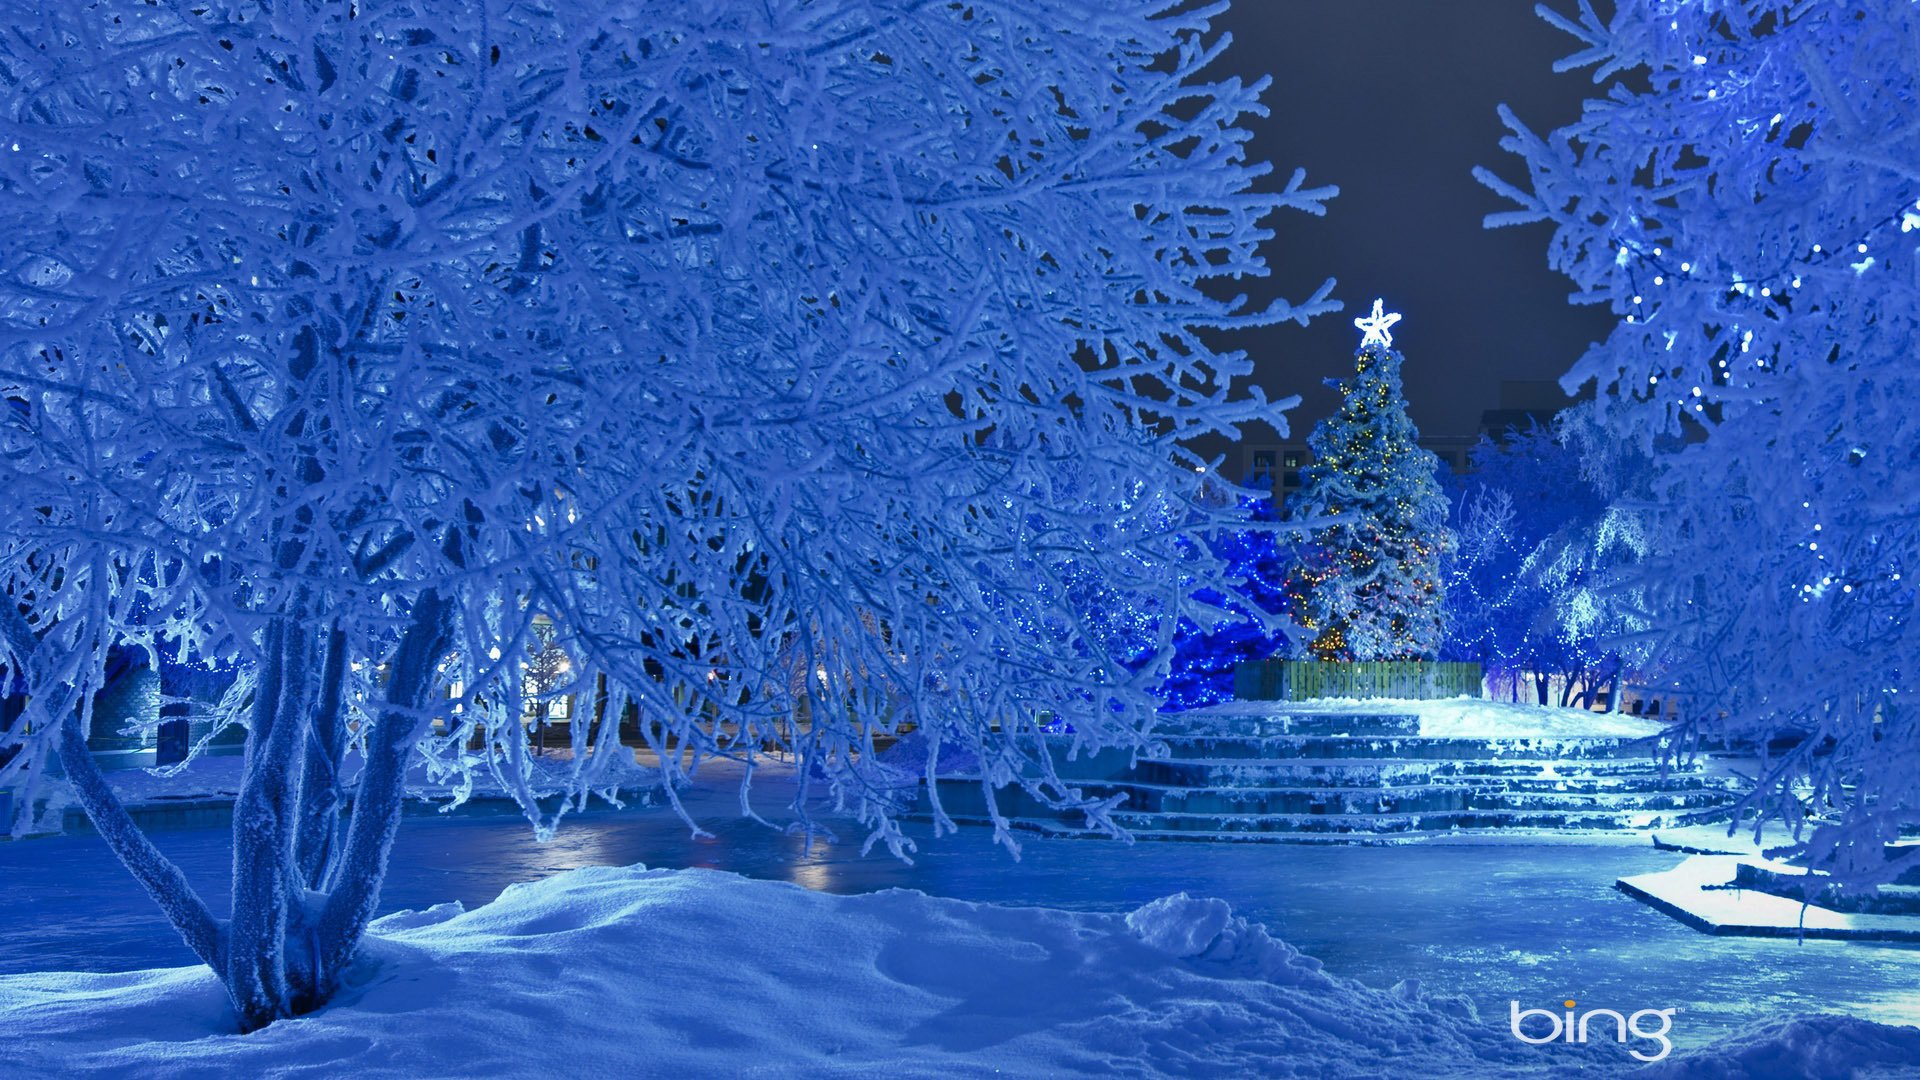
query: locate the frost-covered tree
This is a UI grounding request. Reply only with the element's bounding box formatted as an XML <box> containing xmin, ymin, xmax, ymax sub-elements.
<box><xmin>1284</xmin><ymin>302</ymin><xmax>1451</xmax><ymax>661</ymax></box>
<box><xmin>522</xmin><ymin>619</ymin><xmax>572</xmax><ymax>756</ymax></box>
<box><xmin>1479</xmin><ymin>1</ymin><xmax>1920</xmax><ymax>887</ymax></box>
<box><xmin>1443</xmin><ymin>481</ymin><xmax>1541</xmax><ymax>697</ymax></box>
<box><xmin>0</xmin><ymin>0</ymin><xmax>1338</xmax><ymax>1028</ymax></box>
<box><xmin>1442</xmin><ymin>421</ymin><xmax>1650</xmax><ymax>707</ymax></box>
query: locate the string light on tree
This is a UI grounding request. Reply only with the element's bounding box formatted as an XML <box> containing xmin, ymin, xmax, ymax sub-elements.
<box><xmin>1283</xmin><ymin>300</ymin><xmax>1453</xmax><ymax>661</ymax></box>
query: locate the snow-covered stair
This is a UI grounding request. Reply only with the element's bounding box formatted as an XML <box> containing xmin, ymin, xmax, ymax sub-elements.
<box><xmin>911</xmin><ymin>706</ymin><xmax>1741</xmax><ymax>842</ymax></box>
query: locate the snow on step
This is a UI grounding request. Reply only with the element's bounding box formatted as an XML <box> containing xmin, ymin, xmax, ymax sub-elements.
<box><xmin>1149</xmin><ymin>734</ymin><xmax>1664</xmax><ymax>762</ymax></box>
<box><xmin>1132</xmin><ymin>757</ymin><xmax>1686</xmax><ymax>788</ymax></box>
<box><xmin>1617</xmin><ymin>856</ymin><xmax>1920</xmax><ymax>942</ymax></box>
<box><xmin>1089</xmin><ymin>780</ymin><xmax>1730</xmax><ymax>818</ymax></box>
<box><xmin>1186</xmin><ymin>697</ymin><xmax>1671</xmax><ymax>740</ymax></box>
<box><xmin>897</xmin><ymin>698</ymin><xmax>1737</xmax><ymax>841</ymax></box>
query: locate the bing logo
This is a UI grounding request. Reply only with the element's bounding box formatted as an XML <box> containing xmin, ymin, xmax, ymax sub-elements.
<box><xmin>1509</xmin><ymin>998</ymin><xmax>1678</xmax><ymax>1063</ymax></box>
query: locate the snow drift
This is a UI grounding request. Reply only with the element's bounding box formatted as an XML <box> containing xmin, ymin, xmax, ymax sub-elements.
<box><xmin>1</xmin><ymin>866</ymin><xmax>1914</xmax><ymax>1078</ymax></box>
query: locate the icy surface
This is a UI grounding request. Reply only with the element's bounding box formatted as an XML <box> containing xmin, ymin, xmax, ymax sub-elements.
<box><xmin>1191</xmin><ymin>697</ymin><xmax>1669</xmax><ymax>739</ymax></box>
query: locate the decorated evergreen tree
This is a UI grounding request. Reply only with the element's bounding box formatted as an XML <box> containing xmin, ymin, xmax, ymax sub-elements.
<box><xmin>1284</xmin><ymin>301</ymin><xmax>1451</xmax><ymax>661</ymax></box>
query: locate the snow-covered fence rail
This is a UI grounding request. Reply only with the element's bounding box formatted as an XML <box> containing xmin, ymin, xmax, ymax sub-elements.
<box><xmin>1234</xmin><ymin>661</ymin><xmax>1483</xmax><ymax>702</ymax></box>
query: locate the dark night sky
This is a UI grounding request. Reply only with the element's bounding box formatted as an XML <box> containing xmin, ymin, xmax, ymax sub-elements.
<box><xmin>1206</xmin><ymin>1</ymin><xmax>1617</xmax><ymax>450</ymax></box>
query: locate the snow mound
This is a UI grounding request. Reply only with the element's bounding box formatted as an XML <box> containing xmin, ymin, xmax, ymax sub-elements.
<box><xmin>365</xmin><ymin>901</ymin><xmax>466</xmax><ymax>932</ymax></box>
<box><xmin>1634</xmin><ymin>1014</ymin><xmax>1920</xmax><ymax>1080</ymax></box>
<box><xmin>2</xmin><ymin>866</ymin><xmax>1911</xmax><ymax>1078</ymax></box>
<box><xmin>1127</xmin><ymin>893</ymin><xmax>1236</xmax><ymax>957</ymax></box>
<box><xmin>2</xmin><ymin>865</ymin><xmax>1633</xmax><ymax>1079</ymax></box>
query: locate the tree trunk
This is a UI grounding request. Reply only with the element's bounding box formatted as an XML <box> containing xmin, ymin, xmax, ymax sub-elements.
<box><xmin>227</xmin><ymin>615</ymin><xmax>319</xmax><ymax>1031</ymax></box>
<box><xmin>313</xmin><ymin>590</ymin><xmax>451</xmax><ymax>996</ymax></box>
<box><xmin>589</xmin><ymin>672</ymin><xmax>610</xmax><ymax>745</ymax></box>
<box><xmin>57</xmin><ymin>711</ymin><xmax>226</xmax><ymax>974</ymax></box>
<box><xmin>297</xmin><ymin>624</ymin><xmax>350</xmax><ymax>890</ymax></box>
<box><xmin>214</xmin><ymin>592</ymin><xmax>451</xmax><ymax>1030</ymax></box>
<box><xmin>156</xmin><ymin>664</ymin><xmax>191</xmax><ymax>767</ymax></box>
<box><xmin>11</xmin><ymin>601</ymin><xmax>226</xmax><ymax>976</ymax></box>
<box><xmin>1534</xmin><ymin>671</ymin><xmax>1550</xmax><ymax>706</ymax></box>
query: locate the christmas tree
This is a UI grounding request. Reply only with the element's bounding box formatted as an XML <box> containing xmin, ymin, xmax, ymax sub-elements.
<box><xmin>1284</xmin><ymin>300</ymin><xmax>1451</xmax><ymax>661</ymax></box>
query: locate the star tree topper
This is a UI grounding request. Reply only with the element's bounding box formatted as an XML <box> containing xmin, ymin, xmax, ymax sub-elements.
<box><xmin>1353</xmin><ymin>298</ymin><xmax>1402</xmax><ymax>349</ymax></box>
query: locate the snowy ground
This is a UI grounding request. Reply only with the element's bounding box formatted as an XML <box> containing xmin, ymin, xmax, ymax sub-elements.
<box><xmin>6</xmin><ymin>757</ymin><xmax>1920</xmax><ymax>1068</ymax></box>
<box><xmin>6</xmin><ymin>863</ymin><xmax>1920</xmax><ymax>1079</ymax></box>
<box><xmin>1189</xmin><ymin>697</ymin><xmax>1671</xmax><ymax>739</ymax></box>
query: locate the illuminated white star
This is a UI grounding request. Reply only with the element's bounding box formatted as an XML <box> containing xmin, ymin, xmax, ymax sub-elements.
<box><xmin>1353</xmin><ymin>298</ymin><xmax>1402</xmax><ymax>349</ymax></box>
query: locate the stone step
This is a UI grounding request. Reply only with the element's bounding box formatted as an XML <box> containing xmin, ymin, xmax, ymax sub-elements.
<box><xmin>1124</xmin><ymin>757</ymin><xmax>1700</xmax><ymax>789</ymax></box>
<box><xmin>937</xmin><ymin>814</ymin><xmax>1577</xmax><ymax>845</ymax></box>
<box><xmin>904</xmin><ymin>716</ymin><xmax>1732</xmax><ymax>842</ymax></box>
<box><xmin>1147</xmin><ymin>734</ymin><xmax>1660</xmax><ymax>762</ymax></box>
<box><xmin>1466</xmin><ymin>780</ymin><xmax>1743</xmax><ymax>807</ymax></box>
<box><xmin>1153</xmin><ymin>713</ymin><xmax>1423</xmax><ymax>738</ymax></box>
<box><xmin>1106</xmin><ymin>806</ymin><xmax>1726</xmax><ymax>836</ymax></box>
<box><xmin>1474</xmin><ymin>775</ymin><xmax>1726</xmax><ymax>795</ymax></box>
<box><xmin>1094</xmin><ymin>782</ymin><xmax>1737</xmax><ymax>817</ymax></box>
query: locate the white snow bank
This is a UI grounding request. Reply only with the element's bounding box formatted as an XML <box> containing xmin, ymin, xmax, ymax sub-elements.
<box><xmin>1634</xmin><ymin>1014</ymin><xmax>1920</xmax><ymax>1080</ymax></box>
<box><xmin>1398</xmin><ymin>697</ymin><xmax>1667</xmax><ymax>739</ymax></box>
<box><xmin>0</xmin><ymin>865</ymin><xmax>1633</xmax><ymax>1079</ymax></box>
<box><xmin>1197</xmin><ymin>697</ymin><xmax>1669</xmax><ymax>739</ymax></box>
<box><xmin>4</xmin><ymin>866</ymin><xmax>1911</xmax><ymax>1079</ymax></box>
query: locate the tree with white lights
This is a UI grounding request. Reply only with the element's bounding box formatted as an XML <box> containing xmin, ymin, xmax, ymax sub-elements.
<box><xmin>0</xmin><ymin>0</ymin><xmax>1337</xmax><ymax>1027</ymax></box>
<box><xmin>1479</xmin><ymin>0</ymin><xmax>1920</xmax><ymax>887</ymax></box>
<box><xmin>1443</xmin><ymin>420</ymin><xmax>1653</xmax><ymax>707</ymax></box>
<box><xmin>1284</xmin><ymin>302</ymin><xmax>1451</xmax><ymax>661</ymax></box>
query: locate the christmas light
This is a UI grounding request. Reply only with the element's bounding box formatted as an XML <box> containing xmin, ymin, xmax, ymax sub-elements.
<box><xmin>1353</xmin><ymin>298</ymin><xmax>1403</xmax><ymax>349</ymax></box>
<box><xmin>1284</xmin><ymin>305</ymin><xmax>1448</xmax><ymax>661</ymax></box>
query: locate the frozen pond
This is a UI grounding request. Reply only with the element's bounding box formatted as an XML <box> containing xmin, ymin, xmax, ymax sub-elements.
<box><xmin>5</xmin><ymin>779</ymin><xmax>1919</xmax><ymax>1051</ymax></box>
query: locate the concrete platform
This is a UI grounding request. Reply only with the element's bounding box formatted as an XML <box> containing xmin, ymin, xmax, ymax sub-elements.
<box><xmin>1617</xmin><ymin>855</ymin><xmax>1920</xmax><ymax>942</ymax></box>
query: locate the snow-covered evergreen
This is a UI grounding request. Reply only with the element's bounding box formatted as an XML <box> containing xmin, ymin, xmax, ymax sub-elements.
<box><xmin>1284</xmin><ymin>302</ymin><xmax>1451</xmax><ymax>661</ymax></box>
<box><xmin>1478</xmin><ymin>0</ymin><xmax>1920</xmax><ymax>888</ymax></box>
<box><xmin>0</xmin><ymin>0</ymin><xmax>1339</xmax><ymax>1028</ymax></box>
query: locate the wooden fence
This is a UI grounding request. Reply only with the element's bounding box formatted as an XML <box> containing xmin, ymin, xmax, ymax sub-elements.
<box><xmin>1233</xmin><ymin>660</ymin><xmax>1483</xmax><ymax>702</ymax></box>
